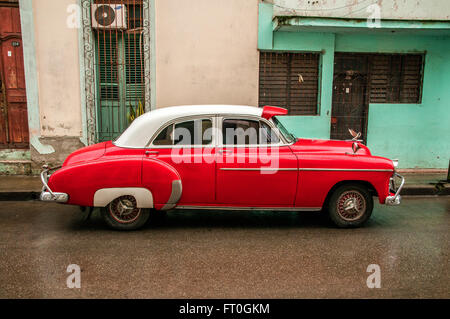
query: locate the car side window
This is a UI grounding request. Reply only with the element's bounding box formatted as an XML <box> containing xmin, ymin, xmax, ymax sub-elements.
<box><xmin>222</xmin><ymin>119</ymin><xmax>280</xmax><ymax>145</ymax></box>
<box><xmin>260</xmin><ymin>121</ymin><xmax>280</xmax><ymax>144</ymax></box>
<box><xmin>153</xmin><ymin>124</ymin><xmax>174</xmax><ymax>145</ymax></box>
<box><xmin>153</xmin><ymin>119</ymin><xmax>212</xmax><ymax>146</ymax></box>
<box><xmin>223</xmin><ymin>119</ymin><xmax>259</xmax><ymax>145</ymax></box>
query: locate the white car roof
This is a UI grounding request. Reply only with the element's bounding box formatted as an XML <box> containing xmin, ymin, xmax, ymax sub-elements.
<box><xmin>114</xmin><ymin>105</ymin><xmax>264</xmax><ymax>148</ymax></box>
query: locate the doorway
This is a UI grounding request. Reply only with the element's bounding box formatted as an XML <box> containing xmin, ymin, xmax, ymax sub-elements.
<box><xmin>331</xmin><ymin>53</ymin><xmax>369</xmax><ymax>142</ymax></box>
<box><xmin>0</xmin><ymin>4</ymin><xmax>29</xmax><ymax>149</ymax></box>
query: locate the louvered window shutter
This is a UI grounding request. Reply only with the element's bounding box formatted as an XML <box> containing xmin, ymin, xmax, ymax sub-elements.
<box><xmin>125</xmin><ymin>33</ymin><xmax>145</xmax><ymax>104</ymax></box>
<box><xmin>259</xmin><ymin>52</ymin><xmax>320</xmax><ymax>115</ymax></box>
<box><xmin>369</xmin><ymin>54</ymin><xmax>423</xmax><ymax>103</ymax></box>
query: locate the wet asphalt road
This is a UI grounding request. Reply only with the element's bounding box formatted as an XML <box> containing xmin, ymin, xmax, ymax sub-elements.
<box><xmin>0</xmin><ymin>197</ymin><xmax>448</xmax><ymax>298</ymax></box>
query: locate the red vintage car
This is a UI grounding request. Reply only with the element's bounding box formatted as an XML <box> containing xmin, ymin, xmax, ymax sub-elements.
<box><xmin>40</xmin><ymin>105</ymin><xmax>404</xmax><ymax>230</ymax></box>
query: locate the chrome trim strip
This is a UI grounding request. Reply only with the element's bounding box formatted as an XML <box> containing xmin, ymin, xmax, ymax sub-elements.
<box><xmin>220</xmin><ymin>167</ymin><xmax>298</xmax><ymax>171</ymax></box>
<box><xmin>161</xmin><ymin>180</ymin><xmax>183</xmax><ymax>210</ymax></box>
<box><xmin>220</xmin><ymin>168</ymin><xmax>393</xmax><ymax>172</ymax></box>
<box><xmin>299</xmin><ymin>168</ymin><xmax>394</xmax><ymax>172</ymax></box>
<box><xmin>175</xmin><ymin>206</ymin><xmax>322</xmax><ymax>211</ymax></box>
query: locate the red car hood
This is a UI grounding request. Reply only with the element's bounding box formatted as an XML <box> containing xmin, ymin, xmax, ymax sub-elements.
<box><xmin>63</xmin><ymin>141</ymin><xmax>110</xmax><ymax>166</ymax></box>
<box><xmin>289</xmin><ymin>138</ymin><xmax>371</xmax><ymax>156</ymax></box>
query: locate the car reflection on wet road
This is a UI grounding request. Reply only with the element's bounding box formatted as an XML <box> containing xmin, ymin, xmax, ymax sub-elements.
<box><xmin>0</xmin><ymin>197</ymin><xmax>448</xmax><ymax>298</ymax></box>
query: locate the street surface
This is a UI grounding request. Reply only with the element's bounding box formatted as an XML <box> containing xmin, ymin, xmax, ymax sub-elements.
<box><xmin>0</xmin><ymin>197</ymin><xmax>448</xmax><ymax>298</ymax></box>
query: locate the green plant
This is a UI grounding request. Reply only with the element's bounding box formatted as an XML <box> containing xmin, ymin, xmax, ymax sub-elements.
<box><xmin>127</xmin><ymin>99</ymin><xmax>145</xmax><ymax>124</ymax></box>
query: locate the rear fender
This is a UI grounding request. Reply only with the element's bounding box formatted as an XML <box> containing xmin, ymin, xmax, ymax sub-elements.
<box><xmin>48</xmin><ymin>157</ymin><xmax>143</xmax><ymax>207</ymax></box>
<box><xmin>141</xmin><ymin>158</ymin><xmax>182</xmax><ymax>210</ymax></box>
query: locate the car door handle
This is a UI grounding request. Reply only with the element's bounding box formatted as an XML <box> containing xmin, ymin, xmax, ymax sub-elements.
<box><xmin>145</xmin><ymin>151</ymin><xmax>159</xmax><ymax>156</ymax></box>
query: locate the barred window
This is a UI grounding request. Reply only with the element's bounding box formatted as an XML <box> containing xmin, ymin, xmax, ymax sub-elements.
<box><xmin>259</xmin><ymin>52</ymin><xmax>320</xmax><ymax>115</ymax></box>
<box><xmin>368</xmin><ymin>54</ymin><xmax>424</xmax><ymax>104</ymax></box>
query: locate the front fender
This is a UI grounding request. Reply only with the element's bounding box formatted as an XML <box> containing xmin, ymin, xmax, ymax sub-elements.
<box><xmin>295</xmin><ymin>154</ymin><xmax>394</xmax><ymax>207</ymax></box>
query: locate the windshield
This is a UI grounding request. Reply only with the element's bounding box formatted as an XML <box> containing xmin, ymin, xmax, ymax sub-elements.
<box><xmin>272</xmin><ymin>116</ymin><xmax>297</xmax><ymax>143</ymax></box>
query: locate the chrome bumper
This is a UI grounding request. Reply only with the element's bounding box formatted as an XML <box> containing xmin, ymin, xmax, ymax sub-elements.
<box><xmin>40</xmin><ymin>165</ymin><xmax>68</xmax><ymax>203</ymax></box>
<box><xmin>385</xmin><ymin>172</ymin><xmax>405</xmax><ymax>206</ymax></box>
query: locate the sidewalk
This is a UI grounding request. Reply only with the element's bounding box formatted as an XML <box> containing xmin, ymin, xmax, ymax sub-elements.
<box><xmin>0</xmin><ymin>171</ymin><xmax>448</xmax><ymax>201</ymax></box>
<box><xmin>399</xmin><ymin>171</ymin><xmax>449</xmax><ymax>195</ymax></box>
<box><xmin>0</xmin><ymin>175</ymin><xmax>43</xmax><ymax>201</ymax></box>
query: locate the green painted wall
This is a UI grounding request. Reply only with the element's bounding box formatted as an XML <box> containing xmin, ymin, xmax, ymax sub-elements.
<box><xmin>258</xmin><ymin>2</ymin><xmax>274</xmax><ymax>50</ymax></box>
<box><xmin>258</xmin><ymin>5</ymin><xmax>450</xmax><ymax>168</ymax></box>
<box><xmin>361</xmin><ymin>35</ymin><xmax>450</xmax><ymax>169</ymax></box>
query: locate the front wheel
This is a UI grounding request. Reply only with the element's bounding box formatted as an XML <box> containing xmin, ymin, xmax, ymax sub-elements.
<box><xmin>328</xmin><ymin>183</ymin><xmax>373</xmax><ymax>228</ymax></box>
<box><xmin>101</xmin><ymin>195</ymin><xmax>150</xmax><ymax>230</ymax></box>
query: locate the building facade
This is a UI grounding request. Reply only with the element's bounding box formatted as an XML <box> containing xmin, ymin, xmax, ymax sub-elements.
<box><xmin>1</xmin><ymin>0</ymin><xmax>449</xmax><ymax>174</ymax></box>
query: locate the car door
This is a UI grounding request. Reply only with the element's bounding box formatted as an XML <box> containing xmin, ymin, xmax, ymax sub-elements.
<box><xmin>142</xmin><ymin>116</ymin><xmax>216</xmax><ymax>205</ymax></box>
<box><xmin>215</xmin><ymin>116</ymin><xmax>298</xmax><ymax>207</ymax></box>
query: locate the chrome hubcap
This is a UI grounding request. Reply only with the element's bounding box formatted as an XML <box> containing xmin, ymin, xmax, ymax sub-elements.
<box><xmin>109</xmin><ymin>196</ymin><xmax>141</xmax><ymax>224</ymax></box>
<box><xmin>337</xmin><ymin>190</ymin><xmax>366</xmax><ymax>221</ymax></box>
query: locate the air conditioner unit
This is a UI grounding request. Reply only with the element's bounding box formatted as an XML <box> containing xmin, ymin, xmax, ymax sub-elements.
<box><xmin>91</xmin><ymin>4</ymin><xmax>127</xmax><ymax>29</ymax></box>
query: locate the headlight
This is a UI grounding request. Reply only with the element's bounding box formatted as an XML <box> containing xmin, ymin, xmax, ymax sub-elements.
<box><xmin>392</xmin><ymin>159</ymin><xmax>399</xmax><ymax>170</ymax></box>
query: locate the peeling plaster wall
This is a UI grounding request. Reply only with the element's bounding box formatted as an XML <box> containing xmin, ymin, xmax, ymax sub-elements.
<box><xmin>155</xmin><ymin>0</ymin><xmax>260</xmax><ymax>108</ymax></box>
<box><xmin>30</xmin><ymin>137</ymin><xmax>84</xmax><ymax>173</ymax></box>
<box><xmin>32</xmin><ymin>0</ymin><xmax>82</xmax><ymax>138</ymax></box>
<box><xmin>273</xmin><ymin>0</ymin><xmax>450</xmax><ymax>20</ymax></box>
<box><xmin>24</xmin><ymin>0</ymin><xmax>84</xmax><ymax>171</ymax></box>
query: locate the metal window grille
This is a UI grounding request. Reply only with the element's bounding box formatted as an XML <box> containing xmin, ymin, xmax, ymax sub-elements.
<box><xmin>259</xmin><ymin>52</ymin><xmax>320</xmax><ymax>115</ymax></box>
<box><xmin>94</xmin><ymin>0</ymin><xmax>145</xmax><ymax>142</ymax></box>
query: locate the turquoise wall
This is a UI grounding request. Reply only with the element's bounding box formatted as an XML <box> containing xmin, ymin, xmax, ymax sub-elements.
<box><xmin>338</xmin><ymin>34</ymin><xmax>450</xmax><ymax>168</ymax></box>
<box><xmin>258</xmin><ymin>5</ymin><xmax>450</xmax><ymax>168</ymax></box>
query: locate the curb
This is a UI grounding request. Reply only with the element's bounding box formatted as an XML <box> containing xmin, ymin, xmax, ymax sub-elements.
<box><xmin>401</xmin><ymin>185</ymin><xmax>450</xmax><ymax>196</ymax></box>
<box><xmin>0</xmin><ymin>187</ymin><xmax>448</xmax><ymax>202</ymax></box>
<box><xmin>0</xmin><ymin>191</ymin><xmax>40</xmax><ymax>201</ymax></box>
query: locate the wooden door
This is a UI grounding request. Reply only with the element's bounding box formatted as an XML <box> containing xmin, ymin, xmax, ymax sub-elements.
<box><xmin>0</xmin><ymin>5</ymin><xmax>28</xmax><ymax>148</ymax></box>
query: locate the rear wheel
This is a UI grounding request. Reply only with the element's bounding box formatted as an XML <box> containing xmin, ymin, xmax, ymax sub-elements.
<box><xmin>101</xmin><ymin>195</ymin><xmax>150</xmax><ymax>230</ymax></box>
<box><xmin>328</xmin><ymin>183</ymin><xmax>373</xmax><ymax>228</ymax></box>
